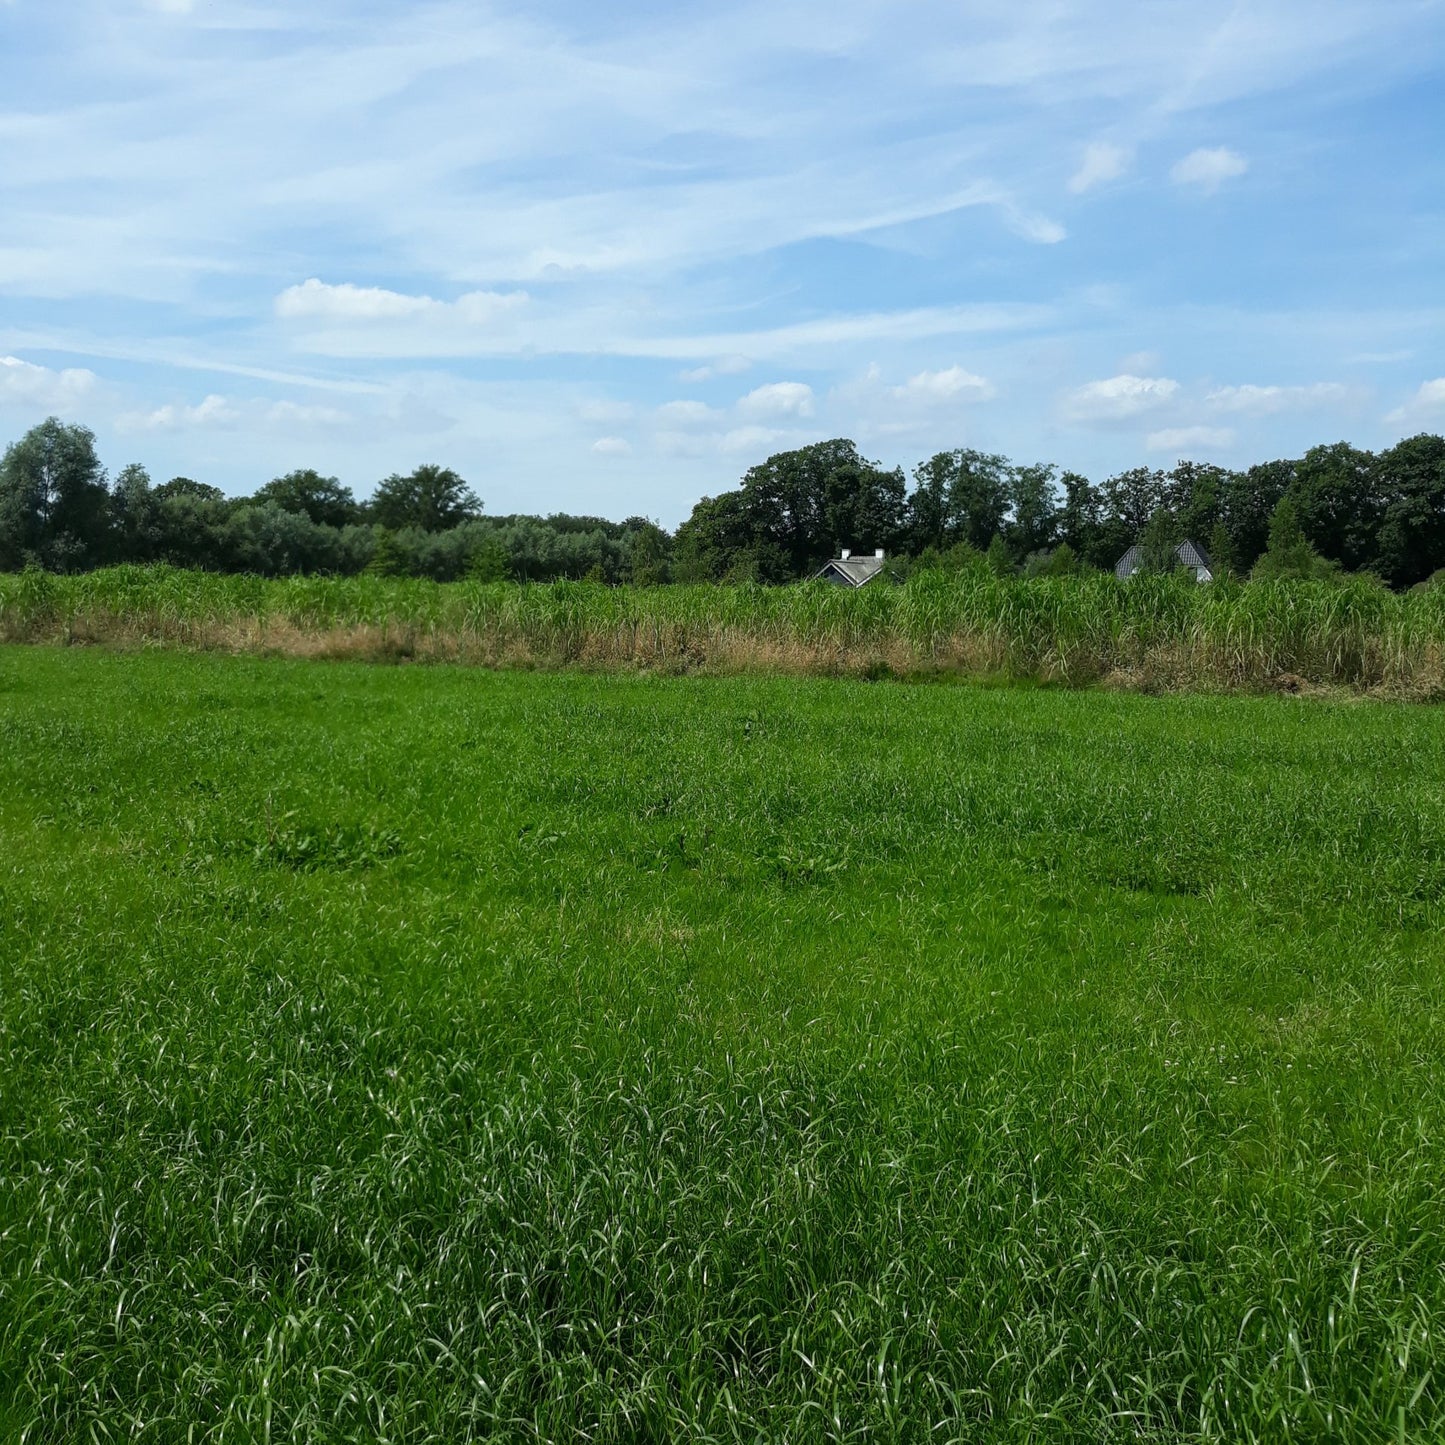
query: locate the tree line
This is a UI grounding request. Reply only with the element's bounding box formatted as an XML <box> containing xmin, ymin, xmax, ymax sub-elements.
<box><xmin>3</xmin><ymin>416</ymin><xmax>1444</xmax><ymax>588</ymax></box>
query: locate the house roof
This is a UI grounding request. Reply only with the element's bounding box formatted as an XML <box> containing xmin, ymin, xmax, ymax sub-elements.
<box><xmin>816</xmin><ymin>555</ymin><xmax>889</xmax><ymax>586</ymax></box>
<box><xmin>1115</xmin><ymin>538</ymin><xmax>1212</xmax><ymax>578</ymax></box>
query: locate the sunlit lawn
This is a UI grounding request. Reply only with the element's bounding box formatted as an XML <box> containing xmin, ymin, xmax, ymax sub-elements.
<box><xmin>2</xmin><ymin>646</ymin><xmax>1442</xmax><ymax>1441</ymax></box>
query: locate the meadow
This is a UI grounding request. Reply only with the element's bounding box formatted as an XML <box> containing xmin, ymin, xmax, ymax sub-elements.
<box><xmin>2</xmin><ymin>646</ymin><xmax>1444</xmax><ymax>1441</ymax></box>
<box><xmin>7</xmin><ymin>563</ymin><xmax>1445</xmax><ymax>695</ymax></box>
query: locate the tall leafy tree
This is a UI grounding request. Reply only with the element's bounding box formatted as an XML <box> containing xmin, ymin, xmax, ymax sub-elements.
<box><xmin>1251</xmin><ymin>492</ymin><xmax>1328</xmax><ymax>581</ymax></box>
<box><xmin>937</xmin><ymin>449</ymin><xmax>1011</xmax><ymax>551</ymax></box>
<box><xmin>369</xmin><ymin>465</ymin><xmax>481</xmax><ymax>532</ymax></box>
<box><xmin>1096</xmin><ymin>466</ymin><xmax>1166</xmax><ymax>568</ymax></box>
<box><xmin>676</xmin><ymin>440</ymin><xmax>901</xmax><ymax>581</ymax></box>
<box><xmin>0</xmin><ymin>417</ymin><xmax>111</xmax><ymax>571</ymax></box>
<box><xmin>1005</xmin><ymin>462</ymin><xmax>1059</xmax><ymax>559</ymax></box>
<box><xmin>110</xmin><ymin>463</ymin><xmax>159</xmax><ymax>563</ymax></box>
<box><xmin>153</xmin><ymin>479</ymin><xmax>232</xmax><ymax>570</ymax></box>
<box><xmin>1374</xmin><ymin>433</ymin><xmax>1445</xmax><ymax>587</ymax></box>
<box><xmin>1223</xmin><ymin>460</ymin><xmax>1293</xmax><ymax>573</ymax></box>
<box><xmin>905</xmin><ymin>453</ymin><xmax>953</xmax><ymax>552</ymax></box>
<box><xmin>1167</xmin><ymin>461</ymin><xmax>1229</xmax><ymax>544</ymax></box>
<box><xmin>1292</xmin><ymin>442</ymin><xmax>1379</xmax><ymax>571</ymax></box>
<box><xmin>1137</xmin><ymin>506</ymin><xmax>1183</xmax><ymax>574</ymax></box>
<box><xmin>1056</xmin><ymin>471</ymin><xmax>1104</xmax><ymax>567</ymax></box>
<box><xmin>255</xmin><ymin>469</ymin><xmax>358</xmax><ymax>529</ymax></box>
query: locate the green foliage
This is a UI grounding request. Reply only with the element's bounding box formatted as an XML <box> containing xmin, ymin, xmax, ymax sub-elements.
<box><xmin>253</xmin><ymin>468</ymin><xmax>359</xmax><ymax>529</ymax></box>
<box><xmin>8</xmin><ymin>419</ymin><xmax>1445</xmax><ymax>593</ymax></box>
<box><xmin>1374</xmin><ymin>433</ymin><xmax>1445</xmax><ymax>588</ymax></box>
<box><xmin>369</xmin><ymin>463</ymin><xmax>481</xmax><ymax>532</ymax></box>
<box><xmin>1208</xmin><ymin>519</ymin><xmax>1235</xmax><ymax>579</ymax></box>
<box><xmin>1137</xmin><ymin>505</ymin><xmax>1183</xmax><ymax>574</ymax></box>
<box><xmin>1293</xmin><ymin>441</ymin><xmax>1380</xmax><ymax>572</ymax></box>
<box><xmin>984</xmin><ymin>531</ymin><xmax>1015</xmax><ymax>576</ymax></box>
<box><xmin>1004</xmin><ymin>461</ymin><xmax>1059</xmax><ymax>557</ymax></box>
<box><xmin>1252</xmin><ymin>492</ymin><xmax>1334</xmax><ymax>582</ymax></box>
<box><xmin>2</xmin><ymin>649</ymin><xmax>1445</xmax><ymax>1438</ymax></box>
<box><xmin>0</xmin><ymin>416</ymin><xmax>111</xmax><ymax>571</ymax></box>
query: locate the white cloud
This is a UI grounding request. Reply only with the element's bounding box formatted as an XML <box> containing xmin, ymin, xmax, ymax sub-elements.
<box><xmin>680</xmin><ymin>355</ymin><xmax>753</xmax><ymax>383</ymax></box>
<box><xmin>1002</xmin><ymin>207</ymin><xmax>1068</xmax><ymax>245</ymax></box>
<box><xmin>1061</xmin><ymin>373</ymin><xmax>1179</xmax><ymax>423</ymax></box>
<box><xmin>145</xmin><ymin>0</ymin><xmax>194</xmax><ymax>12</ymax></box>
<box><xmin>892</xmin><ymin>365</ymin><xmax>995</xmax><ymax>403</ymax></box>
<box><xmin>121</xmin><ymin>394</ymin><xmax>239</xmax><ymax>431</ymax></box>
<box><xmin>737</xmin><ymin>381</ymin><xmax>815</xmax><ymax>418</ymax></box>
<box><xmin>591</xmin><ymin>436</ymin><xmax>632</xmax><ymax>456</ymax></box>
<box><xmin>1068</xmin><ymin>142</ymin><xmax>1130</xmax><ymax>194</ymax></box>
<box><xmin>1146</xmin><ymin>425</ymin><xmax>1234</xmax><ymax>453</ymax></box>
<box><xmin>1205</xmin><ymin>382</ymin><xmax>1350</xmax><ymax>414</ymax></box>
<box><xmin>1170</xmin><ymin>147</ymin><xmax>1248</xmax><ymax>193</ymax></box>
<box><xmin>1385</xmin><ymin>378</ymin><xmax>1445</xmax><ymax>424</ymax></box>
<box><xmin>276</xmin><ymin>279</ymin><xmax>529</xmax><ymax>324</ymax></box>
<box><xmin>277</xmin><ymin>280</ymin><xmax>435</xmax><ymax>322</ymax></box>
<box><xmin>0</xmin><ymin>355</ymin><xmax>98</xmax><ymax>409</ymax></box>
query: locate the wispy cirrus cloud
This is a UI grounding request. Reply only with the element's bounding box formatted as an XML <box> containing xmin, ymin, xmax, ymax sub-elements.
<box><xmin>1068</xmin><ymin>142</ymin><xmax>1130</xmax><ymax>194</ymax></box>
<box><xmin>1205</xmin><ymin>382</ymin><xmax>1351</xmax><ymax>414</ymax></box>
<box><xmin>0</xmin><ymin>0</ymin><xmax>1440</xmax><ymax>516</ymax></box>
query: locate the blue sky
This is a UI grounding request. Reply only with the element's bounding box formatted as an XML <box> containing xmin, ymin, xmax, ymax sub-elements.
<box><xmin>1</xmin><ymin>0</ymin><xmax>1442</xmax><ymax>524</ymax></box>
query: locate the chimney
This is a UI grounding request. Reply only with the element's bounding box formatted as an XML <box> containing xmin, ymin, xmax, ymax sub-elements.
<box><xmin>840</xmin><ymin>549</ymin><xmax>851</xmax><ymax>560</ymax></box>
<box><xmin>875</xmin><ymin>548</ymin><xmax>885</xmax><ymax>559</ymax></box>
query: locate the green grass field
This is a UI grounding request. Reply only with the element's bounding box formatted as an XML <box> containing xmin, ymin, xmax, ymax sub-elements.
<box><xmin>2</xmin><ymin>647</ymin><xmax>1443</xmax><ymax>1442</ymax></box>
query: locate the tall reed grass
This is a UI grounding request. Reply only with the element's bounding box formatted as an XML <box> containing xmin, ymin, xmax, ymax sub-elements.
<box><xmin>4</xmin><ymin>564</ymin><xmax>1445</xmax><ymax>693</ymax></box>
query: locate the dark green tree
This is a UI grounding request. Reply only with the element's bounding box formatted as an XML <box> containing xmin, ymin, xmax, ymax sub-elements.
<box><xmin>1005</xmin><ymin>463</ymin><xmax>1059</xmax><ymax>559</ymax></box>
<box><xmin>0</xmin><ymin>417</ymin><xmax>111</xmax><ymax>571</ymax></box>
<box><xmin>905</xmin><ymin>452</ymin><xmax>952</xmax><ymax>552</ymax></box>
<box><xmin>110</xmin><ymin>463</ymin><xmax>159</xmax><ymax>563</ymax></box>
<box><xmin>1373</xmin><ymin>434</ymin><xmax>1445</xmax><ymax>588</ymax></box>
<box><xmin>1137</xmin><ymin>506</ymin><xmax>1183</xmax><ymax>575</ymax></box>
<box><xmin>255</xmin><ymin>469</ymin><xmax>358</xmax><ymax>529</ymax></box>
<box><xmin>1292</xmin><ymin>442</ymin><xmax>1379</xmax><ymax>571</ymax></box>
<box><xmin>1056</xmin><ymin>471</ymin><xmax>1104</xmax><ymax>566</ymax></box>
<box><xmin>623</xmin><ymin>518</ymin><xmax>671</xmax><ymax>585</ymax></box>
<box><xmin>1167</xmin><ymin>461</ymin><xmax>1229</xmax><ymax>544</ymax></box>
<box><xmin>1251</xmin><ymin>493</ymin><xmax>1327</xmax><ymax>581</ymax></box>
<box><xmin>367</xmin><ymin>528</ymin><xmax>411</xmax><ymax>577</ymax></box>
<box><xmin>984</xmin><ymin>532</ymin><xmax>1015</xmax><ymax>577</ymax></box>
<box><xmin>466</xmin><ymin>530</ymin><xmax>511</xmax><ymax>583</ymax></box>
<box><xmin>1208</xmin><ymin>520</ymin><xmax>1236</xmax><ymax>579</ymax></box>
<box><xmin>154</xmin><ymin>477</ymin><xmax>226</xmax><ymax>504</ymax></box>
<box><xmin>369</xmin><ymin>465</ymin><xmax>480</xmax><ymax>533</ymax></box>
<box><xmin>930</xmin><ymin>447</ymin><xmax>1011</xmax><ymax>549</ymax></box>
<box><xmin>675</xmin><ymin>440</ymin><xmax>901</xmax><ymax>581</ymax></box>
<box><xmin>1222</xmin><ymin>460</ymin><xmax>1293</xmax><ymax>573</ymax></box>
<box><xmin>1096</xmin><ymin>467</ymin><xmax>1166</xmax><ymax>569</ymax></box>
<box><xmin>151</xmin><ymin>478</ymin><xmax>232</xmax><ymax>570</ymax></box>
